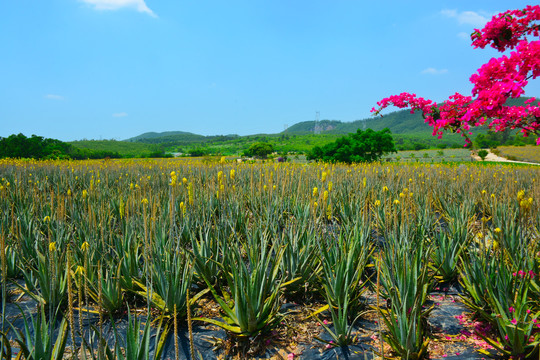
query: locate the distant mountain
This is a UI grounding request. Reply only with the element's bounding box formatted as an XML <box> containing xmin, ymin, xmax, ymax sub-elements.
<box><xmin>122</xmin><ymin>97</ymin><xmax>535</xmax><ymax>148</ymax></box>
<box><xmin>283</xmin><ymin>97</ymin><xmax>536</xmax><ymax>136</ymax></box>
<box><xmin>283</xmin><ymin>120</ymin><xmax>343</xmax><ymax>134</ymax></box>
<box><xmin>283</xmin><ymin>111</ymin><xmax>428</xmax><ymax>136</ymax></box>
<box><xmin>126</xmin><ymin>131</ymin><xmax>205</xmax><ymax>143</ymax></box>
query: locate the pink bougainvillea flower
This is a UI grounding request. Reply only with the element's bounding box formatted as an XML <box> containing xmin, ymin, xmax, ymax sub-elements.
<box><xmin>374</xmin><ymin>5</ymin><xmax>540</xmax><ymax>145</ymax></box>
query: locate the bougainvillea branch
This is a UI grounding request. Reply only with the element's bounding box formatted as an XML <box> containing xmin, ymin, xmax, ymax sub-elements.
<box><xmin>372</xmin><ymin>5</ymin><xmax>540</xmax><ymax>145</ymax></box>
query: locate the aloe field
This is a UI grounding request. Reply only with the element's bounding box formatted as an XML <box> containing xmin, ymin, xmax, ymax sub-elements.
<box><xmin>0</xmin><ymin>157</ymin><xmax>539</xmax><ymax>359</ymax></box>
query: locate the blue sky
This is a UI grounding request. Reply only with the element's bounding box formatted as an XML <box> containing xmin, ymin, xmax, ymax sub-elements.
<box><xmin>1</xmin><ymin>1</ymin><xmax>538</xmax><ymax>141</ymax></box>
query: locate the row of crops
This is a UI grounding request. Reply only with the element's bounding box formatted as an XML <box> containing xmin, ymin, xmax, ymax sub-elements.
<box><xmin>0</xmin><ymin>158</ymin><xmax>539</xmax><ymax>359</ymax></box>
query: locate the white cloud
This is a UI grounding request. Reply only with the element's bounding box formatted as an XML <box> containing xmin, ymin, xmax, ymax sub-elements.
<box><xmin>44</xmin><ymin>94</ymin><xmax>64</xmax><ymax>100</ymax></box>
<box><xmin>81</xmin><ymin>0</ymin><xmax>156</xmax><ymax>17</ymax></box>
<box><xmin>440</xmin><ymin>9</ymin><xmax>457</xmax><ymax>18</ymax></box>
<box><xmin>113</xmin><ymin>112</ymin><xmax>128</xmax><ymax>117</ymax></box>
<box><xmin>441</xmin><ymin>9</ymin><xmax>490</xmax><ymax>27</ymax></box>
<box><xmin>421</xmin><ymin>68</ymin><xmax>448</xmax><ymax>75</ymax></box>
<box><xmin>457</xmin><ymin>32</ymin><xmax>470</xmax><ymax>40</ymax></box>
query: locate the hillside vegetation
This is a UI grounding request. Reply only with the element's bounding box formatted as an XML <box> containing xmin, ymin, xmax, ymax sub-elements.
<box><xmin>70</xmin><ymin>140</ymin><xmax>169</xmax><ymax>158</ymax></box>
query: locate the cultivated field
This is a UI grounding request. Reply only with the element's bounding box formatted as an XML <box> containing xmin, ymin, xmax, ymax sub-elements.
<box><xmin>0</xmin><ymin>158</ymin><xmax>539</xmax><ymax>359</ymax></box>
<box><xmin>383</xmin><ymin>148</ymin><xmax>473</xmax><ymax>163</ymax></box>
<box><xmin>497</xmin><ymin>145</ymin><xmax>540</xmax><ymax>164</ymax></box>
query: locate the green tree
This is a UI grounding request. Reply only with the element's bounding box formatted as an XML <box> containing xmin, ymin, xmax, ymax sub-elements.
<box><xmin>0</xmin><ymin>133</ymin><xmax>121</xmax><ymax>160</ymax></box>
<box><xmin>243</xmin><ymin>142</ymin><xmax>274</xmax><ymax>159</ymax></box>
<box><xmin>478</xmin><ymin>149</ymin><xmax>489</xmax><ymax>161</ymax></box>
<box><xmin>307</xmin><ymin>128</ymin><xmax>397</xmax><ymax>163</ymax></box>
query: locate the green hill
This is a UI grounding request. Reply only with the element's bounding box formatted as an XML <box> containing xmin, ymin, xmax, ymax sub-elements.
<box><xmin>126</xmin><ymin>131</ymin><xmax>206</xmax><ymax>143</ymax></box>
<box><xmin>72</xmin><ymin>97</ymin><xmax>537</xmax><ymax>156</ymax></box>
<box><xmin>70</xmin><ymin>140</ymin><xmax>162</xmax><ymax>158</ymax></box>
<box><xmin>283</xmin><ymin>112</ymin><xmax>429</xmax><ymax>135</ymax></box>
<box><xmin>283</xmin><ymin>97</ymin><xmax>536</xmax><ymax>136</ymax></box>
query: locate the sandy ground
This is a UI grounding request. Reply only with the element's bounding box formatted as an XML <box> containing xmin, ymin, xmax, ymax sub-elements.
<box><xmin>471</xmin><ymin>150</ymin><xmax>539</xmax><ymax>165</ymax></box>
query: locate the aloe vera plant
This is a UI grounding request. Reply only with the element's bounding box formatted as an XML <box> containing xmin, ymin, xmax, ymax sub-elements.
<box><xmin>3</xmin><ymin>245</ymin><xmax>21</xmax><ymax>279</ymax></box>
<box><xmin>114</xmin><ymin>312</ymin><xmax>153</xmax><ymax>360</ymax></box>
<box><xmin>464</xmin><ymin>245</ymin><xmax>540</xmax><ymax>358</ymax></box>
<box><xmin>86</xmin><ymin>311</ymin><xmax>167</xmax><ymax>360</ymax></box>
<box><xmin>190</xmin><ymin>228</ymin><xmax>225</xmax><ymax>287</ymax></box>
<box><xmin>482</xmin><ymin>266</ymin><xmax>540</xmax><ymax>358</ymax></box>
<box><xmin>459</xmin><ymin>247</ymin><xmax>499</xmax><ymax>318</ymax></box>
<box><xmin>88</xmin><ymin>264</ymin><xmax>125</xmax><ymax>315</ymax></box>
<box><xmin>277</xmin><ymin>218</ymin><xmax>321</xmax><ymax>296</ymax></box>
<box><xmin>430</xmin><ymin>221</ymin><xmax>469</xmax><ymax>284</ymax></box>
<box><xmin>19</xmin><ymin>249</ymin><xmax>69</xmax><ymax>311</ymax></box>
<box><xmin>377</xmin><ymin>228</ymin><xmax>434</xmax><ymax>359</ymax></box>
<box><xmin>9</xmin><ymin>305</ymin><xmax>69</xmax><ymax>360</ymax></box>
<box><xmin>115</xmin><ymin>233</ymin><xmax>144</xmax><ymax>292</ymax></box>
<box><xmin>316</xmin><ymin>224</ymin><xmax>372</xmax><ymax>346</ymax></box>
<box><xmin>135</xmin><ymin>249</ymin><xmax>205</xmax><ymax>321</ymax></box>
<box><xmin>195</xmin><ymin>235</ymin><xmax>296</xmax><ymax>337</ymax></box>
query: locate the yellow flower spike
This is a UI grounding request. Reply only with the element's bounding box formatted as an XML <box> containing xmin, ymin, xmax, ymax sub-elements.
<box><xmin>220</xmin><ymin>156</ymin><xmax>226</xmax><ymax>164</ymax></box>
<box><xmin>170</xmin><ymin>171</ymin><xmax>177</xmax><ymax>186</ymax></box>
<box><xmin>323</xmin><ymin>190</ymin><xmax>328</xmax><ymax>203</ymax></box>
<box><xmin>383</xmin><ymin>186</ymin><xmax>388</xmax><ymax>192</ymax></box>
<box><xmin>326</xmin><ymin>204</ymin><xmax>332</xmax><ymax>220</ymax></box>
<box><xmin>188</xmin><ymin>182</ymin><xmax>194</xmax><ymax>205</ymax></box>
<box><xmin>180</xmin><ymin>202</ymin><xmax>186</xmax><ymax>216</ymax></box>
<box><xmin>393</xmin><ymin>199</ymin><xmax>400</xmax><ymax>205</ymax></box>
<box><xmin>517</xmin><ymin>190</ymin><xmax>525</xmax><ymax>202</ymax></box>
<box><xmin>494</xmin><ymin>227</ymin><xmax>501</xmax><ymax>233</ymax></box>
<box><xmin>273</xmin><ymin>185</ymin><xmax>276</xmax><ymax>190</ymax></box>
<box><xmin>313</xmin><ymin>201</ymin><xmax>318</xmax><ymax>208</ymax></box>
<box><xmin>75</xmin><ymin>265</ymin><xmax>85</xmax><ymax>275</ymax></box>
<box><xmin>328</xmin><ymin>181</ymin><xmax>333</xmax><ymax>192</ymax></box>
<box><xmin>363</xmin><ymin>177</ymin><xmax>366</xmax><ymax>188</ymax></box>
<box><xmin>490</xmin><ymin>194</ymin><xmax>495</xmax><ymax>199</ymax></box>
<box><xmin>230</xmin><ymin>169</ymin><xmax>235</xmax><ymax>180</ymax></box>
<box><xmin>130</xmin><ymin>183</ymin><xmax>134</xmax><ymax>190</ymax></box>
<box><xmin>183</xmin><ymin>177</ymin><xmax>188</xmax><ymax>185</ymax></box>
<box><xmin>481</xmin><ymin>190</ymin><xmax>487</xmax><ymax>195</ymax></box>
<box><xmin>375</xmin><ymin>200</ymin><xmax>381</xmax><ymax>206</ymax></box>
<box><xmin>82</xmin><ymin>190</ymin><xmax>87</xmax><ymax>199</ymax></box>
<box><xmin>43</xmin><ymin>216</ymin><xmax>51</xmax><ymax>222</ymax></box>
<box><xmin>263</xmin><ymin>185</ymin><xmax>267</xmax><ymax>191</ymax></box>
<box><xmin>49</xmin><ymin>242</ymin><xmax>56</xmax><ymax>252</ymax></box>
<box><xmin>313</xmin><ymin>187</ymin><xmax>318</xmax><ymax>197</ymax></box>
<box><xmin>321</xmin><ymin>171</ymin><xmax>327</xmax><ymax>182</ymax></box>
<box><xmin>141</xmin><ymin>198</ymin><xmax>149</xmax><ymax>205</ymax></box>
<box><xmin>399</xmin><ymin>192</ymin><xmax>405</xmax><ymax>198</ymax></box>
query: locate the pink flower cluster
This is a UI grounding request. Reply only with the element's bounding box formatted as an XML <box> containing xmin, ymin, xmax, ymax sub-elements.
<box><xmin>373</xmin><ymin>5</ymin><xmax>540</xmax><ymax>145</ymax></box>
<box><xmin>512</xmin><ymin>269</ymin><xmax>536</xmax><ymax>278</ymax></box>
<box><xmin>453</xmin><ymin>314</ymin><xmax>496</xmax><ymax>350</ymax></box>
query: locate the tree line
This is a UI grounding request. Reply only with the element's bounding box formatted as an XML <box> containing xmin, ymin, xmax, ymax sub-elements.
<box><xmin>0</xmin><ymin>134</ymin><xmax>121</xmax><ymax>160</ymax></box>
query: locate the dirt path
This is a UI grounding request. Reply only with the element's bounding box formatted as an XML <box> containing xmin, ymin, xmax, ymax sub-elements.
<box><xmin>471</xmin><ymin>150</ymin><xmax>540</xmax><ymax>165</ymax></box>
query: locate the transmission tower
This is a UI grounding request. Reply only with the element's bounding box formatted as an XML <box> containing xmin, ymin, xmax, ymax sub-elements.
<box><xmin>314</xmin><ymin>111</ymin><xmax>320</xmax><ymax>134</ymax></box>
